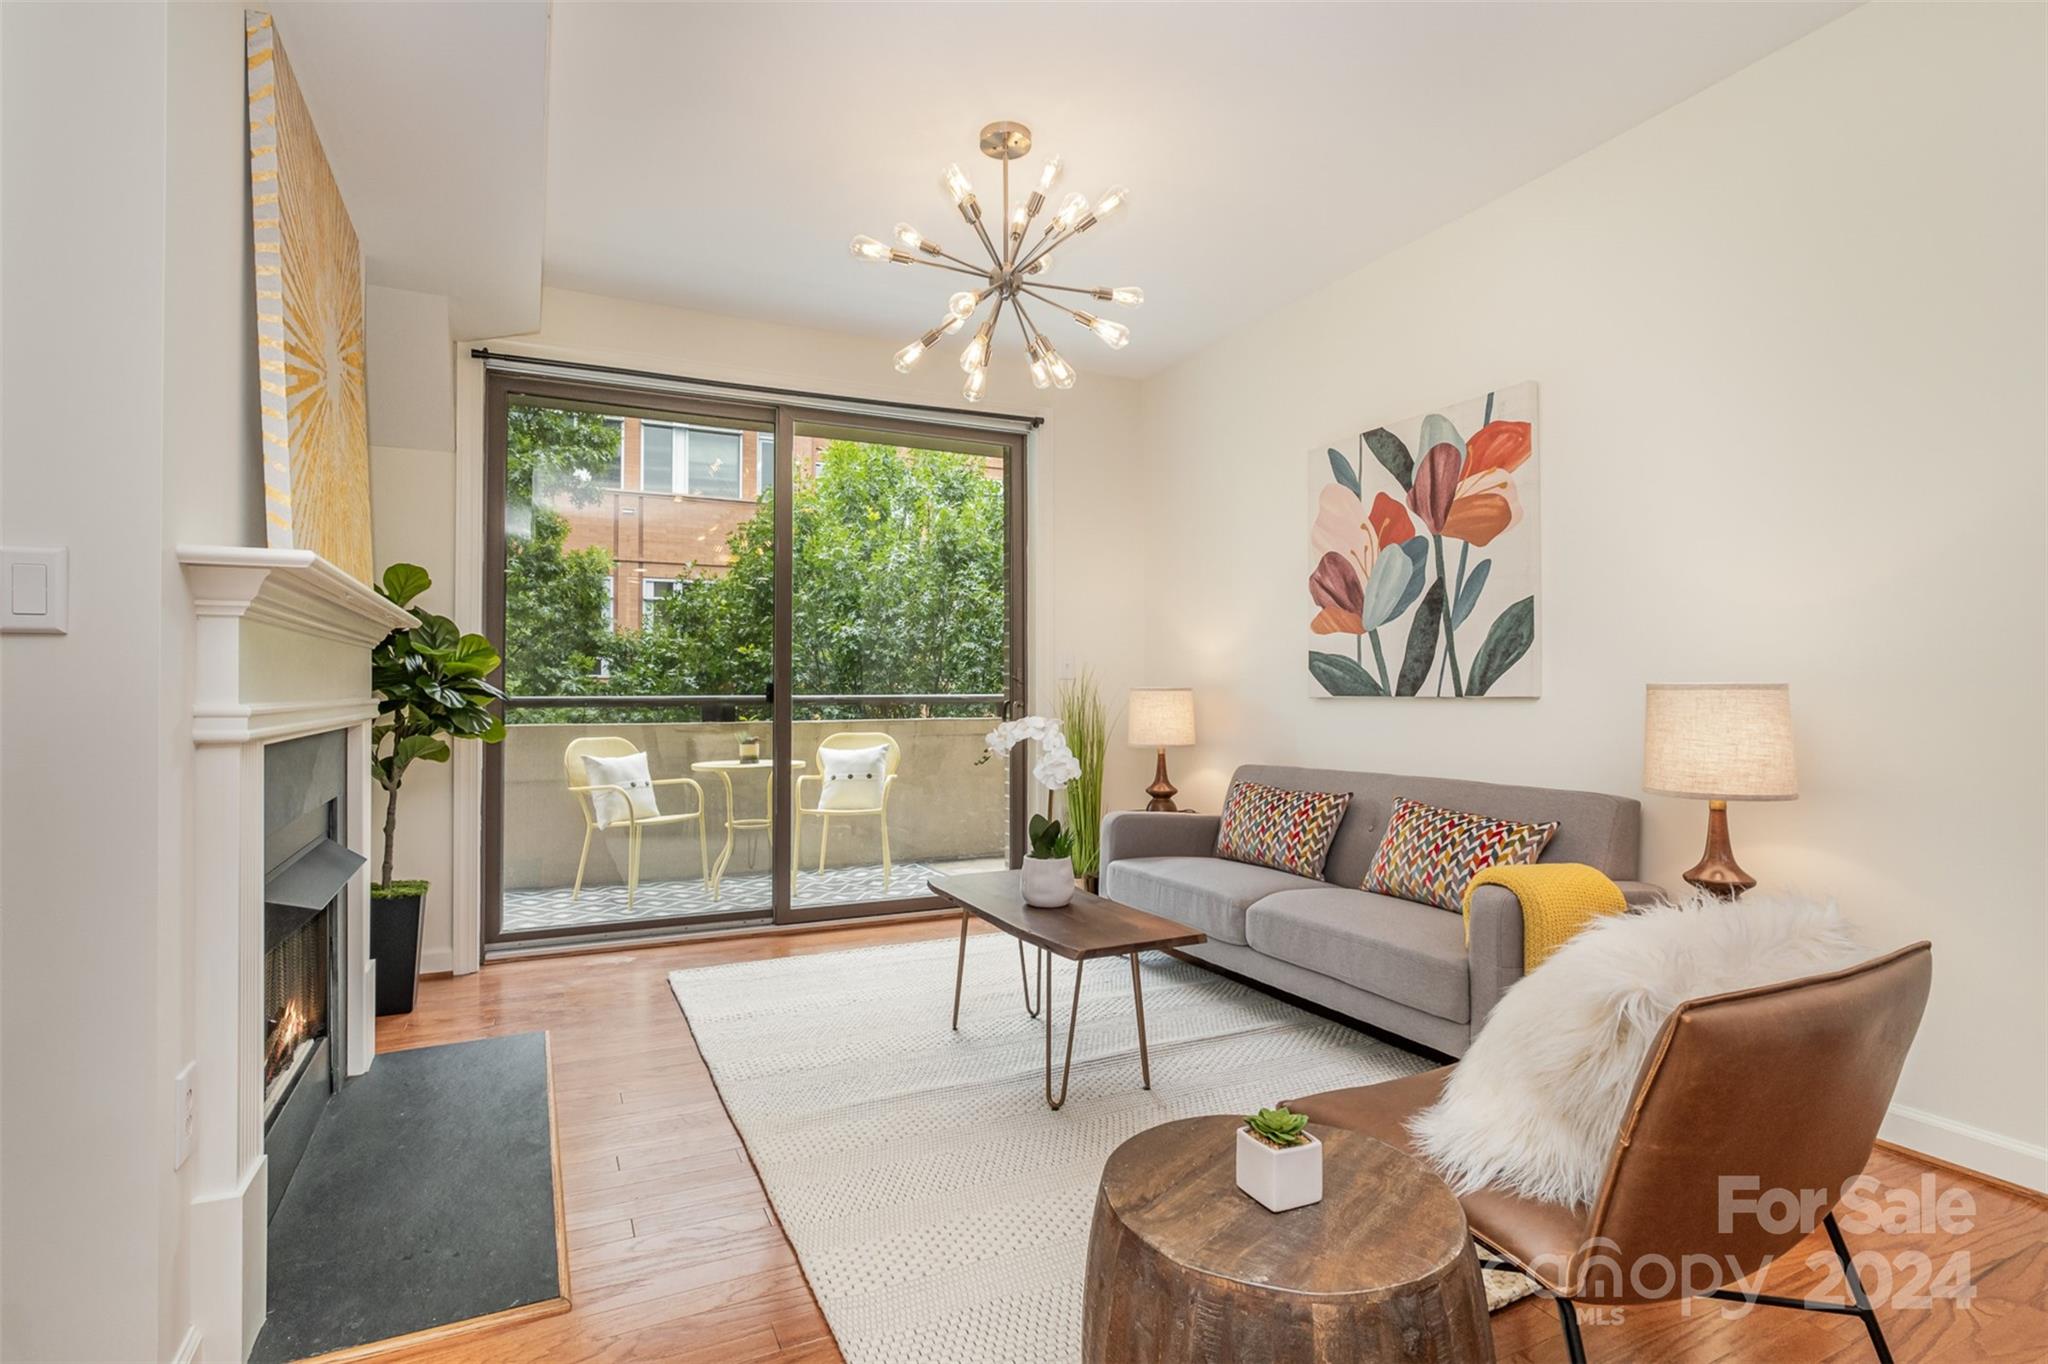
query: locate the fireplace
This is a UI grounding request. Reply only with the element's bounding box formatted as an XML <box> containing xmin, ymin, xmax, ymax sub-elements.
<box><xmin>260</xmin><ymin>729</ymin><xmax>362</xmax><ymax>1218</ymax></box>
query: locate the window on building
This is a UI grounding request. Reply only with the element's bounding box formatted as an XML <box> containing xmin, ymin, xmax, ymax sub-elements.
<box><xmin>595</xmin><ymin>418</ymin><xmax>625</xmax><ymax>489</ymax></box>
<box><xmin>601</xmin><ymin>574</ymin><xmax>615</xmax><ymax>629</ymax></box>
<box><xmin>757</xmin><ymin>432</ymin><xmax>775</xmax><ymax>499</ymax></box>
<box><xmin>642</xmin><ymin>577</ymin><xmax>683</xmax><ymax>603</ymax></box>
<box><xmin>638</xmin><ymin>422</ymin><xmax>746</xmax><ymax>500</ymax></box>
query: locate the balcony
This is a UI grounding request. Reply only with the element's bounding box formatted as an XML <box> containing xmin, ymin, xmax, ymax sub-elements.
<box><xmin>500</xmin><ymin>710</ymin><xmax>1011</xmax><ymax>933</ymax></box>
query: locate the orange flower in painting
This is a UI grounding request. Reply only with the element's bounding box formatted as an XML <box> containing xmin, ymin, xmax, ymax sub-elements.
<box><xmin>1409</xmin><ymin>420</ymin><xmax>1532</xmax><ymax>547</ymax></box>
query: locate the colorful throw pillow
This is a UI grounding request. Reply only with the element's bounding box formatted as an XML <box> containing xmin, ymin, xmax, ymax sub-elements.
<box><xmin>1214</xmin><ymin>780</ymin><xmax>1352</xmax><ymax>879</ymax></box>
<box><xmin>1364</xmin><ymin>797</ymin><xmax>1559</xmax><ymax>911</ymax></box>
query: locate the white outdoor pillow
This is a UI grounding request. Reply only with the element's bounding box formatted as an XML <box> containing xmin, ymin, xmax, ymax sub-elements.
<box><xmin>583</xmin><ymin>752</ymin><xmax>660</xmax><ymax>829</ymax></box>
<box><xmin>818</xmin><ymin>744</ymin><xmax>889</xmax><ymax>811</ymax></box>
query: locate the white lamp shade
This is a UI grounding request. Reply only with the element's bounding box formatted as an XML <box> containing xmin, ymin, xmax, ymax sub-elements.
<box><xmin>1127</xmin><ymin>688</ymin><xmax>1195</xmax><ymax>748</ymax></box>
<box><xmin>1643</xmin><ymin>683</ymin><xmax>1798</xmax><ymax>801</ymax></box>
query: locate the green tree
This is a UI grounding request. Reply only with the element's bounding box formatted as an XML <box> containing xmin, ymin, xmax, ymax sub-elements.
<box><xmin>502</xmin><ymin>402</ymin><xmax>619</xmax><ymax>696</ymax></box>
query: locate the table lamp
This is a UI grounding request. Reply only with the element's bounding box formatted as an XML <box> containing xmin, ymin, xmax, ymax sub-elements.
<box><xmin>1642</xmin><ymin>683</ymin><xmax>1798</xmax><ymax>898</ymax></box>
<box><xmin>1128</xmin><ymin>688</ymin><xmax>1196</xmax><ymax>812</ymax></box>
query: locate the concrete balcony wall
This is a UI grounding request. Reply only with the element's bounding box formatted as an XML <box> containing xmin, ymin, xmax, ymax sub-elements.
<box><xmin>504</xmin><ymin>717</ymin><xmax>1010</xmax><ymax>891</ymax></box>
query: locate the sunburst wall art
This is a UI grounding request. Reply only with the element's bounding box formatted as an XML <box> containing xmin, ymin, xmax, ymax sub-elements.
<box><xmin>1307</xmin><ymin>382</ymin><xmax>1540</xmax><ymax>698</ymax></box>
<box><xmin>247</xmin><ymin>10</ymin><xmax>372</xmax><ymax>583</ymax></box>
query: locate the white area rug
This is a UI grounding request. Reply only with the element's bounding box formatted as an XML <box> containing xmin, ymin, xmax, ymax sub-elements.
<box><xmin>669</xmin><ymin>933</ymin><xmax>1527</xmax><ymax>1364</ymax></box>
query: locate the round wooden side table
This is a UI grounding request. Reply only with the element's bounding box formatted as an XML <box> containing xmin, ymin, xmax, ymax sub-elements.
<box><xmin>1083</xmin><ymin>1115</ymin><xmax>1494</xmax><ymax>1363</ymax></box>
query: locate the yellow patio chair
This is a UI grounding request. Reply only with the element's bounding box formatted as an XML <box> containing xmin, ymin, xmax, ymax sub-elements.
<box><xmin>793</xmin><ymin>732</ymin><xmax>901</xmax><ymax>891</ymax></box>
<box><xmin>563</xmin><ymin>736</ymin><xmax>711</xmax><ymax>908</ymax></box>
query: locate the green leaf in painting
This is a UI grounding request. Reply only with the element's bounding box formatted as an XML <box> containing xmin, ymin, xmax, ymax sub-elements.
<box><xmin>1452</xmin><ymin>558</ymin><xmax>1492</xmax><ymax>629</ymax></box>
<box><xmin>378</xmin><ymin>563</ymin><xmax>431</xmax><ymax>608</ymax></box>
<box><xmin>1326</xmin><ymin>448</ymin><xmax>1361</xmax><ymax>498</ymax></box>
<box><xmin>1466</xmin><ymin>596</ymin><xmax>1535</xmax><ymax>696</ymax></box>
<box><xmin>1418</xmin><ymin>413</ymin><xmax>1466</xmax><ymax>463</ymax></box>
<box><xmin>1309</xmin><ymin>651</ymin><xmax>1385</xmax><ymax>696</ymax></box>
<box><xmin>1362</xmin><ymin>429</ymin><xmax>1414</xmax><ymax>490</ymax></box>
<box><xmin>1396</xmin><ymin>579</ymin><xmax>1445</xmax><ymax>696</ymax></box>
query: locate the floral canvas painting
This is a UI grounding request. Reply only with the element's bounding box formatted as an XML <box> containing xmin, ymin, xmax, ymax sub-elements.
<box><xmin>1308</xmin><ymin>383</ymin><xmax>1539</xmax><ymax>697</ymax></box>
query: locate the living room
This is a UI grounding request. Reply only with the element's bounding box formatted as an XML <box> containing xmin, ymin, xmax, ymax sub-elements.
<box><xmin>2</xmin><ymin>3</ymin><xmax>2043</xmax><ymax>1363</ymax></box>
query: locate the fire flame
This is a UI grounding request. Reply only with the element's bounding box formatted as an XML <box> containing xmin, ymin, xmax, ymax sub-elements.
<box><xmin>266</xmin><ymin>998</ymin><xmax>307</xmax><ymax>1080</ymax></box>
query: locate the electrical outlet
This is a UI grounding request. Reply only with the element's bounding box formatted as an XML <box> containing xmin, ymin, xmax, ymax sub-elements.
<box><xmin>173</xmin><ymin>1062</ymin><xmax>197</xmax><ymax>1170</ymax></box>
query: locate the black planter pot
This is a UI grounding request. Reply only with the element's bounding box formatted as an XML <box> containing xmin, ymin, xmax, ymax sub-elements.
<box><xmin>370</xmin><ymin>888</ymin><xmax>426</xmax><ymax>1016</ymax></box>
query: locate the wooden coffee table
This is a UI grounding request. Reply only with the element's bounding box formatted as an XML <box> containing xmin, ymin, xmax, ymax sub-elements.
<box><xmin>928</xmin><ymin>870</ymin><xmax>1206</xmax><ymax>1111</ymax></box>
<box><xmin>1083</xmin><ymin>1115</ymin><xmax>1494</xmax><ymax>1362</ymax></box>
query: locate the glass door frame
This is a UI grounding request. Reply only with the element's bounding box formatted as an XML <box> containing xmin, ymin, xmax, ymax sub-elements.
<box><xmin>480</xmin><ymin>372</ymin><xmax>1029</xmax><ymax>947</ymax></box>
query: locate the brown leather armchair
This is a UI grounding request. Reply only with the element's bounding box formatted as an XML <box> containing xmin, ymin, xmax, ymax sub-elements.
<box><xmin>1288</xmin><ymin>941</ymin><xmax>1932</xmax><ymax>1363</ymax></box>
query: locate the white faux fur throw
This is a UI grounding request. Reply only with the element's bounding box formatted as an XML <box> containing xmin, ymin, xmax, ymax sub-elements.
<box><xmin>1408</xmin><ymin>892</ymin><xmax>1867</xmax><ymax>1209</ymax></box>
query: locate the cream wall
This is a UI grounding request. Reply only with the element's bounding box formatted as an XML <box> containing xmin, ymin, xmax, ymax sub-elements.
<box><xmin>1136</xmin><ymin>2</ymin><xmax>2047</xmax><ymax>1188</ymax></box>
<box><xmin>368</xmin><ymin>287</ymin><xmax>1155</xmax><ymax>971</ymax></box>
<box><xmin>4</xmin><ymin>2</ymin><xmax>263</xmax><ymax>1358</ymax></box>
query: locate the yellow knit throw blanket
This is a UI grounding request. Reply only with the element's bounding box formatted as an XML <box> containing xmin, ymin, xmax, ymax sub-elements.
<box><xmin>1461</xmin><ymin>863</ymin><xmax>1628</xmax><ymax>970</ymax></box>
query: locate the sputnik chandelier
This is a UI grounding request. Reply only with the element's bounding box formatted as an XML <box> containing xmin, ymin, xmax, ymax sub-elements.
<box><xmin>849</xmin><ymin>120</ymin><xmax>1139</xmax><ymax>402</ymax></box>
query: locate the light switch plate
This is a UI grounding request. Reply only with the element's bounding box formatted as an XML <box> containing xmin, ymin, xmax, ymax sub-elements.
<box><xmin>1</xmin><ymin>547</ymin><xmax>67</xmax><ymax>634</ymax></box>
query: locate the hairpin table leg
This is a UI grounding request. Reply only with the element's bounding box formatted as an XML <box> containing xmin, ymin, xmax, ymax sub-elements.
<box><xmin>1129</xmin><ymin>952</ymin><xmax>1151</xmax><ymax>1089</ymax></box>
<box><xmin>950</xmin><ymin>908</ymin><xmax>970</xmax><ymax>1031</ymax></box>
<box><xmin>1019</xmin><ymin>939</ymin><xmax>1042</xmax><ymax>1018</ymax></box>
<box><xmin>1045</xmin><ymin>953</ymin><xmax>1085</xmax><ymax>1110</ymax></box>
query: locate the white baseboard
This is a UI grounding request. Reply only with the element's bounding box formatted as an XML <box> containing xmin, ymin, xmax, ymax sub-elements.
<box><xmin>1882</xmin><ymin>1102</ymin><xmax>2048</xmax><ymax>1194</ymax></box>
<box><xmin>419</xmin><ymin>944</ymin><xmax>454</xmax><ymax>976</ymax></box>
<box><xmin>170</xmin><ymin>1323</ymin><xmax>201</xmax><ymax>1364</ymax></box>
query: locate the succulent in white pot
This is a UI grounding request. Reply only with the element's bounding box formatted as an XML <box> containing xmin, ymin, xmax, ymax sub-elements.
<box><xmin>1235</xmin><ymin>1105</ymin><xmax>1322</xmax><ymax>1212</ymax></box>
<box><xmin>1022</xmin><ymin>813</ymin><xmax>1076</xmax><ymax>908</ymax></box>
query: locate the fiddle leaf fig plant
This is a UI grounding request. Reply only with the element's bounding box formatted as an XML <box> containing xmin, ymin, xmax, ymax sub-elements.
<box><xmin>370</xmin><ymin>563</ymin><xmax>506</xmax><ymax>889</ymax></box>
<box><xmin>1244</xmin><ymin>1105</ymin><xmax>1312</xmax><ymax>1149</ymax></box>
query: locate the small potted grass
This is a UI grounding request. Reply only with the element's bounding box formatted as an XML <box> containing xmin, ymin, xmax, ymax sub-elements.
<box><xmin>1235</xmin><ymin>1105</ymin><xmax>1323</xmax><ymax>1212</ymax></box>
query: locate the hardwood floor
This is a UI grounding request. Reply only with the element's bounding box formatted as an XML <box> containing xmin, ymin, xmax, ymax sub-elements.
<box><xmin>374</xmin><ymin>918</ymin><xmax>2046</xmax><ymax>1364</ymax></box>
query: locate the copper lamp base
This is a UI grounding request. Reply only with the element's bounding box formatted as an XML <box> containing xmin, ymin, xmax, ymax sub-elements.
<box><xmin>1144</xmin><ymin>747</ymin><xmax>1179</xmax><ymax>812</ymax></box>
<box><xmin>1682</xmin><ymin>800</ymin><xmax>1756</xmax><ymax>900</ymax></box>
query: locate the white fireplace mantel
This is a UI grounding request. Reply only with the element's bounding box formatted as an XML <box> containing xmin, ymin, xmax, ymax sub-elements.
<box><xmin>177</xmin><ymin>546</ymin><xmax>415</xmax><ymax>1362</ymax></box>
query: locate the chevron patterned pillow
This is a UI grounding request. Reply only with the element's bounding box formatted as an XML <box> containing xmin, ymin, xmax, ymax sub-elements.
<box><xmin>1364</xmin><ymin>796</ymin><xmax>1560</xmax><ymax>911</ymax></box>
<box><xmin>1214</xmin><ymin>780</ymin><xmax>1352</xmax><ymax>879</ymax></box>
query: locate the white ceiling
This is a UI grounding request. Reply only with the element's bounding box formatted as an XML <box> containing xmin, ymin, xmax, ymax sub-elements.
<box><xmin>266</xmin><ymin>1</ymin><xmax>550</xmax><ymax>338</ymax></box>
<box><xmin>543</xmin><ymin>1</ymin><xmax>1857</xmax><ymax>378</ymax></box>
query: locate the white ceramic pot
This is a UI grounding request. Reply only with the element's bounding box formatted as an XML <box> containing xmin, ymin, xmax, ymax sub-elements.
<box><xmin>1021</xmin><ymin>855</ymin><xmax>1075</xmax><ymax>907</ymax></box>
<box><xmin>1235</xmin><ymin>1127</ymin><xmax>1323</xmax><ymax>1212</ymax></box>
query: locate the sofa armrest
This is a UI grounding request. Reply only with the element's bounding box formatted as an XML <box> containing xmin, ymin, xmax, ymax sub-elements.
<box><xmin>1100</xmin><ymin>810</ymin><xmax>1222</xmax><ymax>868</ymax></box>
<box><xmin>1615</xmin><ymin>879</ymin><xmax>1670</xmax><ymax>908</ymax></box>
<box><xmin>1465</xmin><ymin>884</ymin><xmax>1525</xmax><ymax>1031</ymax></box>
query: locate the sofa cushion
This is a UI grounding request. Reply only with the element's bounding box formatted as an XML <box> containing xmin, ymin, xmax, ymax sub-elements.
<box><xmin>1100</xmin><ymin>856</ymin><xmax>1323</xmax><ymax>946</ymax></box>
<box><xmin>1246</xmin><ymin>888</ymin><xmax>1472</xmax><ymax>1023</ymax></box>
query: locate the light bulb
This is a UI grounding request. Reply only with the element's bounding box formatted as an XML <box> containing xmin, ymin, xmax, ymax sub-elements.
<box><xmin>941</xmin><ymin>163</ymin><xmax>974</xmax><ymax>207</ymax></box>
<box><xmin>1025</xmin><ymin>251</ymin><xmax>1055</xmax><ymax>276</ymax></box>
<box><xmin>963</xmin><ymin>366</ymin><xmax>988</xmax><ymax>403</ymax></box>
<box><xmin>948</xmin><ymin>290</ymin><xmax>981</xmax><ymax>321</ymax></box>
<box><xmin>1092</xmin><ymin>186</ymin><xmax>1130</xmax><ymax>223</ymax></box>
<box><xmin>893</xmin><ymin>222</ymin><xmax>924</xmax><ymax>252</ymax></box>
<box><xmin>893</xmin><ymin>341</ymin><xmax>926</xmax><ymax>373</ymax></box>
<box><xmin>960</xmin><ymin>333</ymin><xmax>988</xmax><ymax>372</ymax></box>
<box><xmin>939</xmin><ymin>313</ymin><xmax>967</xmax><ymax>336</ymax></box>
<box><xmin>1028</xmin><ymin>353</ymin><xmax>1051</xmax><ymax>389</ymax></box>
<box><xmin>1109</xmin><ymin>286</ymin><xmax>1144</xmax><ymax>308</ymax></box>
<box><xmin>1053</xmin><ymin>193</ymin><xmax>1089</xmax><ymax>232</ymax></box>
<box><xmin>1043</xmin><ymin>345</ymin><xmax>1075</xmax><ymax>389</ymax></box>
<box><xmin>1088</xmin><ymin>316</ymin><xmax>1130</xmax><ymax>349</ymax></box>
<box><xmin>849</xmin><ymin>234</ymin><xmax>891</xmax><ymax>263</ymax></box>
<box><xmin>1009</xmin><ymin>205</ymin><xmax>1028</xmax><ymax>234</ymax></box>
<box><xmin>1036</xmin><ymin>154</ymin><xmax>1064</xmax><ymax>195</ymax></box>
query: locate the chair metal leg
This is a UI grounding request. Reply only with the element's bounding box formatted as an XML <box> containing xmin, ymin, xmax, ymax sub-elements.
<box><xmin>571</xmin><ymin>826</ymin><xmax>593</xmax><ymax>901</ymax></box>
<box><xmin>626</xmin><ymin>826</ymin><xmax>641</xmax><ymax>909</ymax></box>
<box><xmin>879</xmin><ymin>809</ymin><xmax>892</xmax><ymax>891</ymax></box>
<box><xmin>698</xmin><ymin>816</ymin><xmax>713</xmax><ymax>900</ymax></box>
<box><xmin>1555</xmin><ymin>1295</ymin><xmax>1588</xmax><ymax>1364</ymax></box>
<box><xmin>817</xmin><ymin>815</ymin><xmax>830</xmax><ymax>873</ymax></box>
<box><xmin>1826</xmin><ymin>1211</ymin><xmax>1895</xmax><ymax>1364</ymax></box>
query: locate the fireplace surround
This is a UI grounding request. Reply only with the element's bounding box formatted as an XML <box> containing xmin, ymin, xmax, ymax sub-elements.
<box><xmin>180</xmin><ymin>547</ymin><xmax>416</xmax><ymax>1361</ymax></box>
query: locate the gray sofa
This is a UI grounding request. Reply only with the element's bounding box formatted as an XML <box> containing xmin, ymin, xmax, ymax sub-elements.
<box><xmin>1100</xmin><ymin>765</ymin><xmax>1663</xmax><ymax>1057</ymax></box>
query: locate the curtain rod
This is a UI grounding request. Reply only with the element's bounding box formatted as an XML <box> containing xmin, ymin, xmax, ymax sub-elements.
<box><xmin>469</xmin><ymin>348</ymin><xmax>1045</xmax><ymax>431</ymax></box>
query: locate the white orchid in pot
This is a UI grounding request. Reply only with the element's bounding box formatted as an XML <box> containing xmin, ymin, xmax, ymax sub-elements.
<box><xmin>981</xmin><ymin>715</ymin><xmax>1084</xmax><ymax>907</ymax></box>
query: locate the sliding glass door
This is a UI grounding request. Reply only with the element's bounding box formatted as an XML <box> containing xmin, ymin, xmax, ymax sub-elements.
<box><xmin>481</xmin><ymin>372</ymin><xmax>1025</xmax><ymax>947</ymax></box>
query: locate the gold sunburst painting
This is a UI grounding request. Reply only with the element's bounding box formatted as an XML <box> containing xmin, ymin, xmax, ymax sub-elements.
<box><xmin>247</xmin><ymin>10</ymin><xmax>372</xmax><ymax>583</ymax></box>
